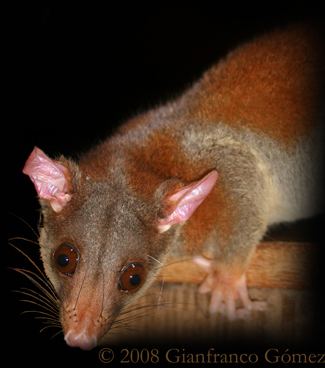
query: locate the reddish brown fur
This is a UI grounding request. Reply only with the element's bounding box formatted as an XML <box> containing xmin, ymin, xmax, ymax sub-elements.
<box><xmin>118</xmin><ymin>25</ymin><xmax>322</xmax><ymax>150</ymax></box>
<box><xmin>125</xmin><ymin>126</ymin><xmax>205</xmax><ymax>198</ymax></box>
<box><xmin>117</xmin><ymin>24</ymin><xmax>322</xmax><ymax>254</ymax></box>
<box><xmin>70</xmin><ymin>25</ymin><xmax>322</xmax><ymax>257</ymax></box>
<box><xmin>183</xmin><ymin>179</ymin><xmax>235</xmax><ymax>254</ymax></box>
<box><xmin>122</xmin><ymin>124</ymin><xmax>237</xmax><ymax>254</ymax></box>
<box><xmin>54</xmin><ymin>24</ymin><xmax>321</xmax><ymax>253</ymax></box>
<box><xmin>78</xmin><ymin>144</ymin><xmax>115</xmax><ymax>180</ymax></box>
<box><xmin>177</xmin><ymin>25</ymin><xmax>322</xmax><ymax>147</ymax></box>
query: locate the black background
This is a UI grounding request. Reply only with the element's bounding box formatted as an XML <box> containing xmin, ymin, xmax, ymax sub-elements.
<box><xmin>6</xmin><ymin>3</ymin><xmax>325</xmax><ymax>366</ymax></box>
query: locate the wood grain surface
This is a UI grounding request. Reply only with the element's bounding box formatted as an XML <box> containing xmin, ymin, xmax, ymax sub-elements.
<box><xmin>158</xmin><ymin>242</ymin><xmax>316</xmax><ymax>289</ymax></box>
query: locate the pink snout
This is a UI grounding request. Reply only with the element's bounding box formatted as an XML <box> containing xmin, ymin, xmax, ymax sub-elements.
<box><xmin>64</xmin><ymin>329</ymin><xmax>98</xmax><ymax>351</ymax></box>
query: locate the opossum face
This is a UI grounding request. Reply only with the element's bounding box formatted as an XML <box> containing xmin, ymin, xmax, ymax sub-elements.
<box><xmin>23</xmin><ymin>147</ymin><xmax>217</xmax><ymax>349</ymax></box>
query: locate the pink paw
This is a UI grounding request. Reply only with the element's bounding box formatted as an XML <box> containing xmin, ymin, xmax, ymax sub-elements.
<box><xmin>193</xmin><ymin>256</ymin><xmax>266</xmax><ymax>320</ymax></box>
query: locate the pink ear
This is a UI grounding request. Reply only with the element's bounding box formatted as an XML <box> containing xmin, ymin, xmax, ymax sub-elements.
<box><xmin>157</xmin><ymin>170</ymin><xmax>218</xmax><ymax>233</ymax></box>
<box><xmin>23</xmin><ymin>147</ymin><xmax>72</xmax><ymax>213</ymax></box>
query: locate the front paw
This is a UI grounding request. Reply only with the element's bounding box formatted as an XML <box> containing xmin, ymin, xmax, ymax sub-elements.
<box><xmin>193</xmin><ymin>256</ymin><xmax>266</xmax><ymax>319</ymax></box>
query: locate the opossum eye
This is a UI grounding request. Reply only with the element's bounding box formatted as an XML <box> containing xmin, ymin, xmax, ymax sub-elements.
<box><xmin>119</xmin><ymin>262</ymin><xmax>146</xmax><ymax>292</ymax></box>
<box><xmin>53</xmin><ymin>243</ymin><xmax>79</xmax><ymax>276</ymax></box>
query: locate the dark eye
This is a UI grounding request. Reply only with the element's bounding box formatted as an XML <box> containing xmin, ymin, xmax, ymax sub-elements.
<box><xmin>53</xmin><ymin>243</ymin><xmax>79</xmax><ymax>276</ymax></box>
<box><xmin>118</xmin><ymin>262</ymin><xmax>146</xmax><ymax>293</ymax></box>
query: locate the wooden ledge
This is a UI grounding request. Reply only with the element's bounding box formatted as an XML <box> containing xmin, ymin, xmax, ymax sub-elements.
<box><xmin>157</xmin><ymin>242</ymin><xmax>317</xmax><ymax>289</ymax></box>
